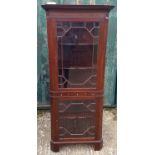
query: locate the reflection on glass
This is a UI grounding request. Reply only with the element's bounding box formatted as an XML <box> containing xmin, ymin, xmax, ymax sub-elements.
<box><xmin>57</xmin><ymin>21</ymin><xmax>100</xmax><ymax>88</ymax></box>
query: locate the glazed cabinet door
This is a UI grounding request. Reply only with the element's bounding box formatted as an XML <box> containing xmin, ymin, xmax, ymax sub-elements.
<box><xmin>58</xmin><ymin>99</ymin><xmax>96</xmax><ymax>139</ymax></box>
<box><xmin>56</xmin><ymin>20</ymin><xmax>100</xmax><ymax>89</ymax></box>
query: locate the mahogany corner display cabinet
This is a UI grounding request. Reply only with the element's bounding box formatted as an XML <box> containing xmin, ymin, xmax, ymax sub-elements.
<box><xmin>42</xmin><ymin>4</ymin><xmax>114</xmax><ymax>152</ymax></box>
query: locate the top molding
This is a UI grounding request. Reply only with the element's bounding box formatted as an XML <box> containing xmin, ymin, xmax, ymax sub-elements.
<box><xmin>42</xmin><ymin>4</ymin><xmax>114</xmax><ymax>12</ymax></box>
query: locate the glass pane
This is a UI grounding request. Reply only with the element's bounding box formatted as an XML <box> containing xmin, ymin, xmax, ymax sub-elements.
<box><xmin>57</xmin><ymin>21</ymin><xmax>100</xmax><ymax>88</ymax></box>
<box><xmin>59</xmin><ymin>115</ymin><xmax>95</xmax><ymax>138</ymax></box>
<box><xmin>58</xmin><ymin>100</ymin><xmax>96</xmax><ymax>138</ymax></box>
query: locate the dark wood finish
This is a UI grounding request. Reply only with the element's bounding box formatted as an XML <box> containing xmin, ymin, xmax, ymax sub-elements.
<box><xmin>46</xmin><ymin>19</ymin><xmax>59</xmax><ymax>91</ymax></box>
<box><xmin>42</xmin><ymin>4</ymin><xmax>114</xmax><ymax>152</ymax></box>
<box><xmin>96</xmin><ymin>14</ymin><xmax>109</xmax><ymax>90</ymax></box>
<box><xmin>42</xmin><ymin>4</ymin><xmax>114</xmax><ymax>12</ymax></box>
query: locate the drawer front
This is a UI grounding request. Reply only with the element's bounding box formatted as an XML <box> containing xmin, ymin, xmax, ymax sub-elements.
<box><xmin>58</xmin><ymin>100</ymin><xmax>96</xmax><ymax>138</ymax></box>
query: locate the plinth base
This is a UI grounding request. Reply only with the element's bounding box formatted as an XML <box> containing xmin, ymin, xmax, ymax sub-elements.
<box><xmin>50</xmin><ymin>139</ymin><xmax>103</xmax><ymax>152</ymax></box>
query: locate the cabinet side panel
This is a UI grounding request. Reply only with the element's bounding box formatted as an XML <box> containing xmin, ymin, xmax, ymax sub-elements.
<box><xmin>96</xmin><ymin>15</ymin><xmax>109</xmax><ymax>90</ymax></box>
<box><xmin>46</xmin><ymin>18</ymin><xmax>59</xmax><ymax>90</ymax></box>
<box><xmin>95</xmin><ymin>98</ymin><xmax>103</xmax><ymax>140</ymax></box>
<box><xmin>51</xmin><ymin>99</ymin><xmax>59</xmax><ymax>141</ymax></box>
<box><xmin>95</xmin><ymin>15</ymin><xmax>109</xmax><ymax>141</ymax></box>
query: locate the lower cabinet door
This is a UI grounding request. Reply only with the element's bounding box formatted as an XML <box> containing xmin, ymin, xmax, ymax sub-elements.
<box><xmin>58</xmin><ymin>100</ymin><xmax>96</xmax><ymax>139</ymax></box>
